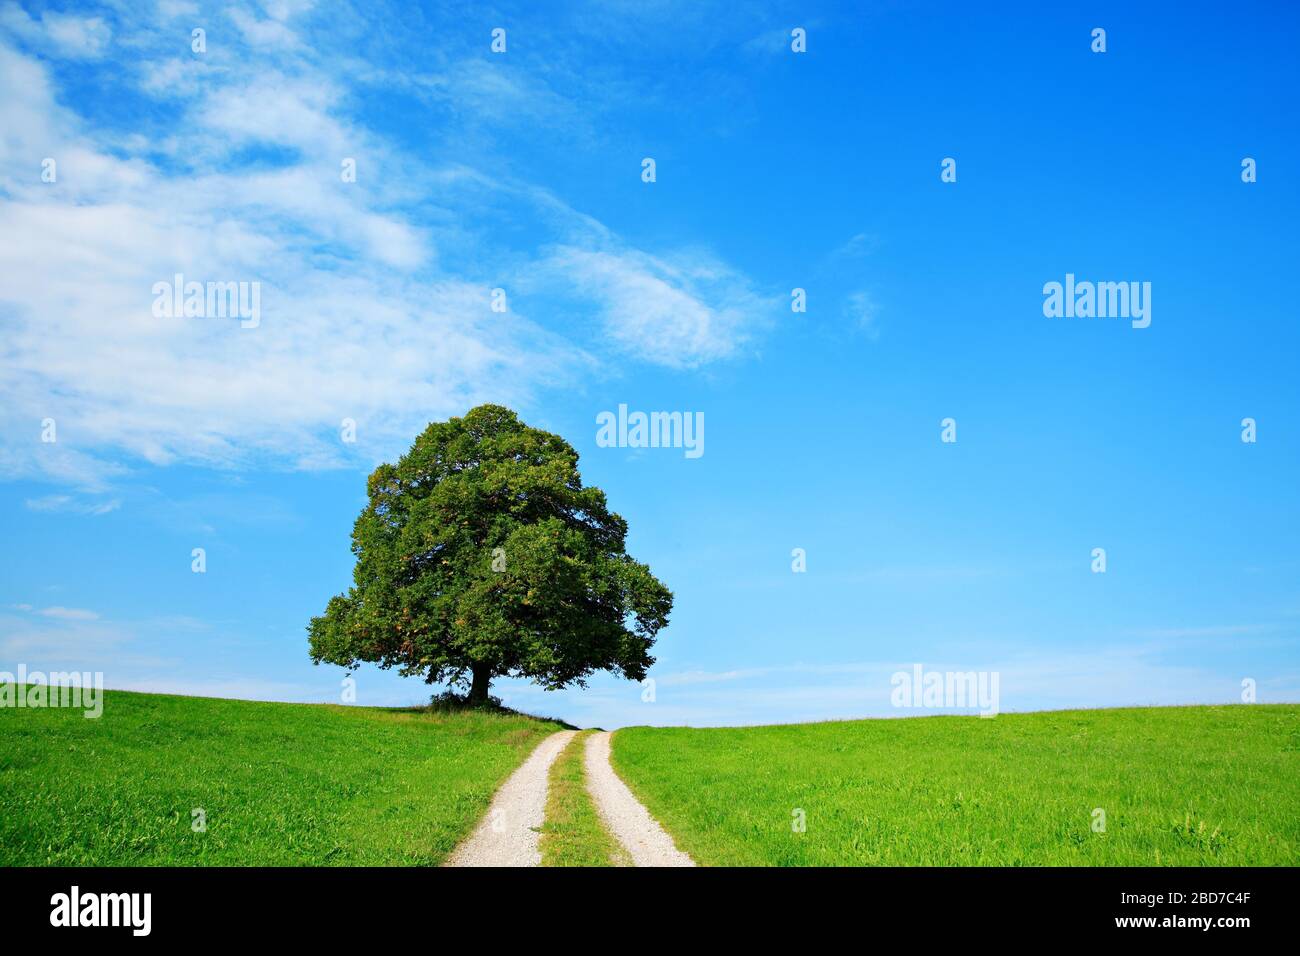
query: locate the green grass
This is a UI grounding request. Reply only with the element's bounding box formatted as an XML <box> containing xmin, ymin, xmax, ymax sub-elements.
<box><xmin>0</xmin><ymin>687</ymin><xmax>563</xmax><ymax>866</ymax></box>
<box><xmin>540</xmin><ymin>731</ymin><xmax>628</xmax><ymax>867</ymax></box>
<box><xmin>612</xmin><ymin>705</ymin><xmax>1300</xmax><ymax>866</ymax></box>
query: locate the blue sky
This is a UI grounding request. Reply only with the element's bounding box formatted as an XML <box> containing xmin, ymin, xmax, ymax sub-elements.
<box><xmin>1</xmin><ymin>1</ymin><xmax>1297</xmax><ymax>728</ymax></box>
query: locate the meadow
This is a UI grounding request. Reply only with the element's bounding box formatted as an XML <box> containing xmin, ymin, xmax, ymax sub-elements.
<box><xmin>612</xmin><ymin>705</ymin><xmax>1300</xmax><ymax>866</ymax></box>
<box><xmin>0</xmin><ymin>688</ymin><xmax>562</xmax><ymax>866</ymax></box>
<box><xmin>6</xmin><ymin>691</ymin><xmax>1296</xmax><ymax>867</ymax></box>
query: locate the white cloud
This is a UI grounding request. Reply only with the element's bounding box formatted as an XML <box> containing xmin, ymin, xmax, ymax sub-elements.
<box><xmin>41</xmin><ymin>13</ymin><xmax>111</xmax><ymax>56</ymax></box>
<box><xmin>198</xmin><ymin>73</ymin><xmax>350</xmax><ymax>153</ymax></box>
<box><xmin>38</xmin><ymin>606</ymin><xmax>100</xmax><ymax>621</ymax></box>
<box><xmin>0</xmin><ymin>609</ymin><xmax>128</xmax><ymax>665</ymax></box>
<box><xmin>0</xmin><ymin>7</ymin><xmax>112</xmax><ymax>58</ymax></box>
<box><xmin>844</xmin><ymin>290</ymin><xmax>881</xmax><ymax>338</ymax></box>
<box><xmin>227</xmin><ymin>8</ymin><xmax>300</xmax><ymax>49</ymax></box>
<box><xmin>829</xmin><ymin>232</ymin><xmax>881</xmax><ymax>261</ymax></box>
<box><xmin>0</xmin><ymin>41</ymin><xmax>585</xmax><ymax>484</ymax></box>
<box><xmin>25</xmin><ymin>494</ymin><xmax>121</xmax><ymax>515</ymax></box>
<box><xmin>0</xmin><ymin>7</ymin><xmax>772</xmax><ymax>488</ymax></box>
<box><xmin>156</xmin><ymin>1</ymin><xmax>200</xmax><ymax>20</ymax></box>
<box><xmin>543</xmin><ymin>245</ymin><xmax>772</xmax><ymax>368</ymax></box>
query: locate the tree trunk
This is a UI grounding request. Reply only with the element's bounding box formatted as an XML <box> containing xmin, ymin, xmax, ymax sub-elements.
<box><xmin>469</xmin><ymin>664</ymin><xmax>491</xmax><ymax>704</ymax></box>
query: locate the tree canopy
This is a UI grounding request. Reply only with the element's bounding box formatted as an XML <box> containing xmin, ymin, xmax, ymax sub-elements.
<box><xmin>308</xmin><ymin>404</ymin><xmax>673</xmax><ymax>702</ymax></box>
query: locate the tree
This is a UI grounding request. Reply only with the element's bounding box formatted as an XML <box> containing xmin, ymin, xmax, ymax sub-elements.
<box><xmin>308</xmin><ymin>404</ymin><xmax>673</xmax><ymax>704</ymax></box>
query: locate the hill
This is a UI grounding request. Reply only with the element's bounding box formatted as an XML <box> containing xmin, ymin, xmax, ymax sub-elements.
<box><xmin>612</xmin><ymin>705</ymin><xmax>1300</xmax><ymax>865</ymax></box>
<box><xmin>0</xmin><ymin>688</ymin><xmax>563</xmax><ymax>865</ymax></box>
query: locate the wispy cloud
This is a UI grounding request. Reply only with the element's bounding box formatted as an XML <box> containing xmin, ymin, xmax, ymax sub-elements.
<box><xmin>0</xmin><ymin>5</ymin><xmax>111</xmax><ymax>58</ymax></box>
<box><xmin>25</xmin><ymin>494</ymin><xmax>121</xmax><ymax>516</ymax></box>
<box><xmin>0</xmin><ymin>2</ymin><xmax>773</xmax><ymax>489</ymax></box>
<box><xmin>538</xmin><ymin>245</ymin><xmax>774</xmax><ymax>368</ymax></box>
<box><xmin>0</xmin><ymin>607</ymin><xmax>126</xmax><ymax>664</ymax></box>
<box><xmin>843</xmin><ymin>290</ymin><xmax>882</xmax><ymax>339</ymax></box>
<box><xmin>37</xmin><ymin>606</ymin><xmax>100</xmax><ymax>621</ymax></box>
<box><xmin>828</xmin><ymin>232</ymin><xmax>881</xmax><ymax>261</ymax></box>
<box><xmin>498</xmin><ymin>639</ymin><xmax>1298</xmax><ymax>728</ymax></box>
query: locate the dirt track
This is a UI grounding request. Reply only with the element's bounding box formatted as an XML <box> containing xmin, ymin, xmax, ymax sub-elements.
<box><xmin>444</xmin><ymin>730</ymin><xmax>577</xmax><ymax>867</ymax></box>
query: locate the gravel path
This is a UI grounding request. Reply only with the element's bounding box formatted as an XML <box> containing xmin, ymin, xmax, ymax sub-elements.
<box><xmin>584</xmin><ymin>731</ymin><xmax>696</xmax><ymax>867</ymax></box>
<box><xmin>445</xmin><ymin>730</ymin><xmax>577</xmax><ymax>867</ymax></box>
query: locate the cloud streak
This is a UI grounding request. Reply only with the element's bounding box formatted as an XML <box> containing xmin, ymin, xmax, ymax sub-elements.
<box><xmin>0</xmin><ymin>3</ymin><xmax>773</xmax><ymax>488</ymax></box>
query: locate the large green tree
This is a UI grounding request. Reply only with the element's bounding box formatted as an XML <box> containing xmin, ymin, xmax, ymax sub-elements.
<box><xmin>309</xmin><ymin>404</ymin><xmax>672</xmax><ymax>703</ymax></box>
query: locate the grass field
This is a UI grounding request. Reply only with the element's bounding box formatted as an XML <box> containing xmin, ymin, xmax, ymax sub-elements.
<box><xmin>0</xmin><ymin>687</ymin><xmax>563</xmax><ymax>866</ymax></box>
<box><xmin>540</xmin><ymin>731</ymin><xmax>629</xmax><ymax>867</ymax></box>
<box><xmin>612</xmin><ymin>705</ymin><xmax>1300</xmax><ymax>866</ymax></box>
